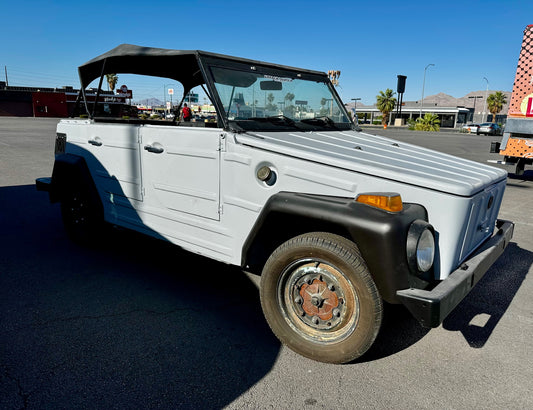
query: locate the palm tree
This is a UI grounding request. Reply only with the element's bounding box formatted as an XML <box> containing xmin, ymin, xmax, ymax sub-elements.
<box><xmin>414</xmin><ymin>113</ymin><xmax>440</xmax><ymax>131</ymax></box>
<box><xmin>487</xmin><ymin>91</ymin><xmax>507</xmax><ymax>123</ymax></box>
<box><xmin>285</xmin><ymin>92</ymin><xmax>295</xmax><ymax>105</ymax></box>
<box><xmin>376</xmin><ymin>89</ymin><xmax>397</xmax><ymax>127</ymax></box>
<box><xmin>105</xmin><ymin>74</ymin><xmax>118</xmax><ymax>92</ymax></box>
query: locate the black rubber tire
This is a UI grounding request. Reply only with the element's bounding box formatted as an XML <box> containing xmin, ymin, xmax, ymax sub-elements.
<box><xmin>260</xmin><ymin>232</ymin><xmax>382</xmax><ymax>364</ymax></box>
<box><xmin>60</xmin><ymin>183</ymin><xmax>102</xmax><ymax>244</ymax></box>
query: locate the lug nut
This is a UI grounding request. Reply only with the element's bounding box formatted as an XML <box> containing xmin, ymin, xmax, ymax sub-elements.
<box><xmin>332</xmin><ymin>308</ymin><xmax>341</xmax><ymax>318</ymax></box>
<box><xmin>312</xmin><ymin>316</ymin><xmax>320</xmax><ymax>325</ymax></box>
<box><xmin>294</xmin><ymin>296</ymin><xmax>303</xmax><ymax>305</ymax></box>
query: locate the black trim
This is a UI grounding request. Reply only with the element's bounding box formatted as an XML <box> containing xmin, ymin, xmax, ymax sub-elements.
<box><xmin>242</xmin><ymin>192</ymin><xmax>428</xmax><ymax>303</ymax></box>
<box><xmin>36</xmin><ymin>154</ymin><xmax>102</xmax><ymax>209</ymax></box>
<box><xmin>397</xmin><ymin>219</ymin><xmax>514</xmax><ymax>327</ymax></box>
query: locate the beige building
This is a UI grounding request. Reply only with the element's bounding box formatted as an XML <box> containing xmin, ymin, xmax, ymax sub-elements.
<box><xmin>347</xmin><ymin>91</ymin><xmax>511</xmax><ymax>128</ymax></box>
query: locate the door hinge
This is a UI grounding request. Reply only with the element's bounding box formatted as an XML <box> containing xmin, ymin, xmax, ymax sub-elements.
<box><xmin>219</xmin><ymin>133</ymin><xmax>227</xmax><ymax>152</ymax></box>
<box><xmin>219</xmin><ymin>204</ymin><xmax>223</xmax><ymax>215</ymax></box>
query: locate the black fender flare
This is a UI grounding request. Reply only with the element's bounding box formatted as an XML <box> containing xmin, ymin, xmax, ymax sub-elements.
<box><xmin>242</xmin><ymin>192</ymin><xmax>429</xmax><ymax>303</ymax></box>
<box><xmin>48</xmin><ymin>154</ymin><xmax>102</xmax><ymax>217</ymax></box>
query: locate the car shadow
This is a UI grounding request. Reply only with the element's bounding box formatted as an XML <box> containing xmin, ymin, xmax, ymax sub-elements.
<box><xmin>354</xmin><ymin>303</ymin><xmax>430</xmax><ymax>363</ymax></box>
<box><xmin>442</xmin><ymin>242</ymin><xmax>531</xmax><ymax>348</ymax></box>
<box><xmin>356</xmin><ymin>242</ymin><xmax>529</xmax><ymax>362</ymax></box>
<box><xmin>507</xmin><ymin>169</ymin><xmax>533</xmax><ymax>182</ymax></box>
<box><xmin>0</xmin><ymin>184</ymin><xmax>280</xmax><ymax>409</ymax></box>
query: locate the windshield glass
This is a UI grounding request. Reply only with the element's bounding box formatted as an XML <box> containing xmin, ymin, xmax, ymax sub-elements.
<box><xmin>210</xmin><ymin>66</ymin><xmax>352</xmax><ymax>131</ymax></box>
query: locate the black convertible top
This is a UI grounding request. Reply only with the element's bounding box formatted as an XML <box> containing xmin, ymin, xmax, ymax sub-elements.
<box><xmin>78</xmin><ymin>44</ymin><xmax>327</xmax><ymax>91</ymax></box>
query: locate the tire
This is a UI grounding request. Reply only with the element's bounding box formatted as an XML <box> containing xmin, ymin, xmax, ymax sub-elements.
<box><xmin>260</xmin><ymin>232</ymin><xmax>383</xmax><ymax>364</ymax></box>
<box><xmin>60</xmin><ymin>183</ymin><xmax>102</xmax><ymax>244</ymax></box>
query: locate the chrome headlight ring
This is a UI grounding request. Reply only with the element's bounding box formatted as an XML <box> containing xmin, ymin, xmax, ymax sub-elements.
<box><xmin>406</xmin><ymin>220</ymin><xmax>435</xmax><ymax>275</ymax></box>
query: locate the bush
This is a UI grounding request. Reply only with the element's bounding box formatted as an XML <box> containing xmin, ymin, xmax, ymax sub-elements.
<box><xmin>414</xmin><ymin>113</ymin><xmax>440</xmax><ymax>132</ymax></box>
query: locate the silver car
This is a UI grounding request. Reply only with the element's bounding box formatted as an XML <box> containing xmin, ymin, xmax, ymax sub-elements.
<box><xmin>477</xmin><ymin>122</ymin><xmax>502</xmax><ymax>135</ymax></box>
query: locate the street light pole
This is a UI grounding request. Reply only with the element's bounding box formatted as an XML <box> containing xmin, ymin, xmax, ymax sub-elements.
<box><xmin>482</xmin><ymin>77</ymin><xmax>489</xmax><ymax>123</ymax></box>
<box><xmin>420</xmin><ymin>63</ymin><xmax>434</xmax><ymax>119</ymax></box>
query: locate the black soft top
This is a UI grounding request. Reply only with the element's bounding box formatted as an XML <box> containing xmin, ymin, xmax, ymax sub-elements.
<box><xmin>78</xmin><ymin>43</ymin><xmax>327</xmax><ymax>91</ymax></box>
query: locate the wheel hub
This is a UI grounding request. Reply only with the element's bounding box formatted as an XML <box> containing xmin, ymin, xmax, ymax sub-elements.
<box><xmin>300</xmin><ymin>278</ymin><xmax>338</xmax><ymax>320</ymax></box>
<box><xmin>287</xmin><ymin>263</ymin><xmax>348</xmax><ymax>330</ymax></box>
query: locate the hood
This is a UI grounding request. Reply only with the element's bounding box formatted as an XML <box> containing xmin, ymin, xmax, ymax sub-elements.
<box><xmin>234</xmin><ymin>129</ymin><xmax>507</xmax><ymax>197</ymax></box>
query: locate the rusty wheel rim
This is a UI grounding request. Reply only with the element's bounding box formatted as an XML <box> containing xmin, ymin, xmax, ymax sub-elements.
<box><xmin>277</xmin><ymin>259</ymin><xmax>359</xmax><ymax>344</ymax></box>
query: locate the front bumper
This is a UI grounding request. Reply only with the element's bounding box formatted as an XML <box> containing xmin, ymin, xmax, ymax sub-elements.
<box><xmin>396</xmin><ymin>219</ymin><xmax>514</xmax><ymax>328</ymax></box>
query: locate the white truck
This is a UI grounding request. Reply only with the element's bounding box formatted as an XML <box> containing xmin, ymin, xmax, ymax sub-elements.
<box><xmin>37</xmin><ymin>44</ymin><xmax>514</xmax><ymax>363</ymax></box>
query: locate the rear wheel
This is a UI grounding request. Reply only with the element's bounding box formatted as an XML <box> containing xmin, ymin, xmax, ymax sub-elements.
<box><xmin>60</xmin><ymin>184</ymin><xmax>102</xmax><ymax>244</ymax></box>
<box><xmin>260</xmin><ymin>232</ymin><xmax>382</xmax><ymax>364</ymax></box>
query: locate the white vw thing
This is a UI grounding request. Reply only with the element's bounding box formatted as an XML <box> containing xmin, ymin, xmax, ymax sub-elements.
<box><xmin>37</xmin><ymin>45</ymin><xmax>513</xmax><ymax>363</ymax></box>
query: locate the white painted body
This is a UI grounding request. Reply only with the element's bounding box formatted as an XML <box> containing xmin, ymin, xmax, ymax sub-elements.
<box><xmin>58</xmin><ymin>119</ymin><xmax>507</xmax><ymax>280</ymax></box>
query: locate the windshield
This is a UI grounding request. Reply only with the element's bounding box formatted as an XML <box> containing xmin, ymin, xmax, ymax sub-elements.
<box><xmin>210</xmin><ymin>66</ymin><xmax>353</xmax><ymax>131</ymax></box>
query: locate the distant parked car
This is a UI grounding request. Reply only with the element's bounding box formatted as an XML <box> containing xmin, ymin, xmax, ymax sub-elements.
<box><xmin>461</xmin><ymin>123</ymin><xmax>480</xmax><ymax>133</ymax></box>
<box><xmin>477</xmin><ymin>123</ymin><xmax>502</xmax><ymax>136</ymax></box>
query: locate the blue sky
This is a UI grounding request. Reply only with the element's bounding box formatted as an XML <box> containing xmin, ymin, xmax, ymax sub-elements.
<box><xmin>1</xmin><ymin>0</ymin><xmax>532</xmax><ymax>105</ymax></box>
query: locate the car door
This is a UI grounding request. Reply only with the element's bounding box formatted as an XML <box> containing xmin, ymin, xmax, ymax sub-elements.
<box><xmin>140</xmin><ymin>125</ymin><xmax>221</xmax><ymax>221</ymax></box>
<box><xmin>66</xmin><ymin>122</ymin><xmax>144</xmax><ymax>202</ymax></box>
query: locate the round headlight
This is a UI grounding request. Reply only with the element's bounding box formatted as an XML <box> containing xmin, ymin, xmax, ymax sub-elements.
<box><xmin>407</xmin><ymin>220</ymin><xmax>435</xmax><ymax>274</ymax></box>
<box><xmin>416</xmin><ymin>228</ymin><xmax>435</xmax><ymax>272</ymax></box>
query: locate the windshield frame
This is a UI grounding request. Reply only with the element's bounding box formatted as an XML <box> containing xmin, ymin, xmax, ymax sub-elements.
<box><xmin>199</xmin><ymin>55</ymin><xmax>354</xmax><ymax>132</ymax></box>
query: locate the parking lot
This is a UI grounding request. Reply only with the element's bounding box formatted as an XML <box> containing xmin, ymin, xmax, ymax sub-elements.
<box><xmin>1</xmin><ymin>117</ymin><xmax>532</xmax><ymax>409</ymax></box>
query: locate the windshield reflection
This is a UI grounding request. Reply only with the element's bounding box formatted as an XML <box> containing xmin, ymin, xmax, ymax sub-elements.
<box><xmin>210</xmin><ymin>67</ymin><xmax>352</xmax><ymax>131</ymax></box>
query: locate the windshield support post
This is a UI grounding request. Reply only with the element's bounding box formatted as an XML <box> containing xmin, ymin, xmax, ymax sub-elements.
<box><xmin>91</xmin><ymin>58</ymin><xmax>107</xmax><ymax>119</ymax></box>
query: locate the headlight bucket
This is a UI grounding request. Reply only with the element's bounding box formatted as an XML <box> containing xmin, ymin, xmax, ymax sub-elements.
<box><xmin>406</xmin><ymin>220</ymin><xmax>435</xmax><ymax>274</ymax></box>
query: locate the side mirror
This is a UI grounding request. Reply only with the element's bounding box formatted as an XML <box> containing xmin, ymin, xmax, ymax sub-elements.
<box><xmin>260</xmin><ymin>81</ymin><xmax>282</xmax><ymax>91</ymax></box>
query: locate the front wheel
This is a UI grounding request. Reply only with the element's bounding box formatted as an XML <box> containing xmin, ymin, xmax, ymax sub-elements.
<box><xmin>260</xmin><ymin>232</ymin><xmax>382</xmax><ymax>364</ymax></box>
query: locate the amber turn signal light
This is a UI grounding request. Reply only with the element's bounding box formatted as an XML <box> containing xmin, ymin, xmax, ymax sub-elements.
<box><xmin>355</xmin><ymin>193</ymin><xmax>403</xmax><ymax>212</ymax></box>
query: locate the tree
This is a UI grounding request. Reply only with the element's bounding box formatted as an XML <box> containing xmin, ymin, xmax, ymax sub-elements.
<box><xmin>266</xmin><ymin>93</ymin><xmax>277</xmax><ymax>112</ymax></box>
<box><xmin>285</xmin><ymin>92</ymin><xmax>295</xmax><ymax>105</ymax></box>
<box><xmin>284</xmin><ymin>92</ymin><xmax>295</xmax><ymax>116</ymax></box>
<box><xmin>105</xmin><ymin>74</ymin><xmax>118</xmax><ymax>92</ymax></box>
<box><xmin>414</xmin><ymin>113</ymin><xmax>440</xmax><ymax>131</ymax></box>
<box><xmin>376</xmin><ymin>89</ymin><xmax>397</xmax><ymax>126</ymax></box>
<box><xmin>487</xmin><ymin>91</ymin><xmax>507</xmax><ymax>123</ymax></box>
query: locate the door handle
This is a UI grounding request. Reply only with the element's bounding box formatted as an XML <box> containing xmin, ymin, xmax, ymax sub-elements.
<box><xmin>144</xmin><ymin>144</ymin><xmax>164</xmax><ymax>154</ymax></box>
<box><xmin>88</xmin><ymin>139</ymin><xmax>102</xmax><ymax>146</ymax></box>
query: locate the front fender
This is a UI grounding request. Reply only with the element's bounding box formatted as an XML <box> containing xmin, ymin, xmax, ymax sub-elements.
<box><xmin>242</xmin><ymin>192</ymin><xmax>429</xmax><ymax>303</ymax></box>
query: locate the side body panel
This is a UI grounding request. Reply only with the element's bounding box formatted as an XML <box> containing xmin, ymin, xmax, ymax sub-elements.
<box><xmin>58</xmin><ymin>119</ymin><xmax>505</xmax><ymax>282</ymax></box>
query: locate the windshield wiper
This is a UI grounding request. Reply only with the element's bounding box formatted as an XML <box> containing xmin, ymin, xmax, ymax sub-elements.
<box><xmin>300</xmin><ymin>116</ymin><xmax>336</xmax><ymax>127</ymax></box>
<box><xmin>247</xmin><ymin>115</ymin><xmax>298</xmax><ymax>128</ymax></box>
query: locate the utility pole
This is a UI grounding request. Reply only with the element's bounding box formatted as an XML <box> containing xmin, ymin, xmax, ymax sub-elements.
<box><xmin>482</xmin><ymin>77</ymin><xmax>489</xmax><ymax>122</ymax></box>
<box><xmin>4</xmin><ymin>66</ymin><xmax>8</xmax><ymax>86</ymax></box>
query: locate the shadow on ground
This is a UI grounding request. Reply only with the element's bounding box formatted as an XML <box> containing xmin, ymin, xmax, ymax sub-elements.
<box><xmin>0</xmin><ymin>185</ymin><xmax>280</xmax><ymax>409</ymax></box>
<box><xmin>442</xmin><ymin>242</ymin><xmax>532</xmax><ymax>347</ymax></box>
<box><xmin>358</xmin><ymin>240</ymin><xmax>531</xmax><ymax>360</ymax></box>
